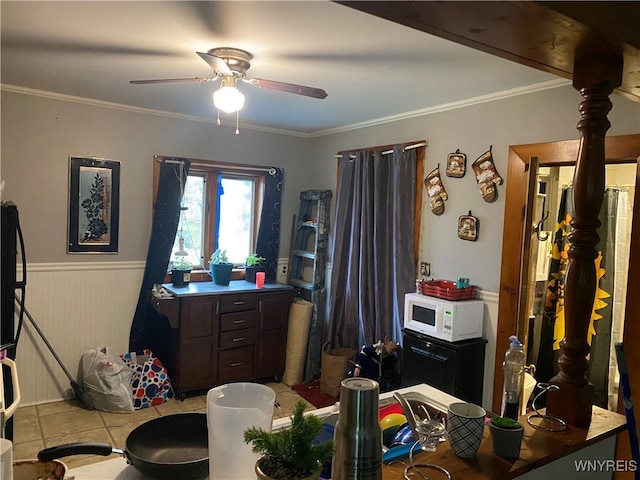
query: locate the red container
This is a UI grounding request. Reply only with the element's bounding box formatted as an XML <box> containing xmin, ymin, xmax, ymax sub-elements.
<box><xmin>418</xmin><ymin>279</ymin><xmax>477</xmax><ymax>300</ymax></box>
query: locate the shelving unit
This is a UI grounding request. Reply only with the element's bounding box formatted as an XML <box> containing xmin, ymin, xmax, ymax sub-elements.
<box><xmin>288</xmin><ymin>190</ymin><xmax>332</xmax><ymax>381</ymax></box>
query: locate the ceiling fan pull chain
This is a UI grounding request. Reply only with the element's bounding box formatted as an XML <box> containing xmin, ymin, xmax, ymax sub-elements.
<box><xmin>216</xmin><ymin>109</ymin><xmax>221</xmax><ymax>126</ymax></box>
<box><xmin>236</xmin><ymin>111</ymin><xmax>240</xmax><ymax>135</ymax></box>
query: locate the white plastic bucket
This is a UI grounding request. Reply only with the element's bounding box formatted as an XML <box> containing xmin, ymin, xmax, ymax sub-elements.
<box><xmin>207</xmin><ymin>382</ymin><xmax>275</xmax><ymax>479</ymax></box>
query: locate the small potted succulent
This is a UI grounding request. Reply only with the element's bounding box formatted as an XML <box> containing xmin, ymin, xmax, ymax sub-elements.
<box><xmin>244</xmin><ymin>400</ymin><xmax>334</xmax><ymax>480</ymax></box>
<box><xmin>245</xmin><ymin>253</ymin><xmax>266</xmax><ymax>283</ymax></box>
<box><xmin>210</xmin><ymin>249</ymin><xmax>233</xmax><ymax>286</ymax></box>
<box><xmin>488</xmin><ymin>416</ymin><xmax>524</xmax><ymax>459</ymax></box>
<box><xmin>170</xmin><ymin>257</ymin><xmax>192</xmax><ymax>287</ymax></box>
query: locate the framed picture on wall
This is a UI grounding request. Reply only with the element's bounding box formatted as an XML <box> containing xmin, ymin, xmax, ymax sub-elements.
<box><xmin>68</xmin><ymin>156</ymin><xmax>120</xmax><ymax>253</ymax></box>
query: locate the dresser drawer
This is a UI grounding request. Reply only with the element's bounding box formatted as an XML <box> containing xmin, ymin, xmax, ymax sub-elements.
<box><xmin>220</xmin><ymin>293</ymin><xmax>257</xmax><ymax>313</ymax></box>
<box><xmin>219</xmin><ymin>328</ymin><xmax>257</xmax><ymax>350</ymax></box>
<box><xmin>218</xmin><ymin>347</ymin><xmax>253</xmax><ymax>383</ymax></box>
<box><xmin>220</xmin><ymin>311</ymin><xmax>257</xmax><ymax>332</ymax></box>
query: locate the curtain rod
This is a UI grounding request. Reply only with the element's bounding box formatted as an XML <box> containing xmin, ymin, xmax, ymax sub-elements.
<box><xmin>334</xmin><ymin>141</ymin><xmax>427</xmax><ymax>159</ymax></box>
<box><xmin>157</xmin><ymin>157</ymin><xmax>274</xmax><ymax>173</ymax></box>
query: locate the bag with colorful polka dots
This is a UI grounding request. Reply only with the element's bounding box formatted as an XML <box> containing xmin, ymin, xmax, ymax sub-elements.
<box><xmin>121</xmin><ymin>349</ymin><xmax>174</xmax><ymax>409</ymax></box>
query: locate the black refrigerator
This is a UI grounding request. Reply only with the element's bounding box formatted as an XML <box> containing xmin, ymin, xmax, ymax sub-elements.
<box><xmin>1</xmin><ymin>201</ymin><xmax>25</xmax><ymax>440</ymax></box>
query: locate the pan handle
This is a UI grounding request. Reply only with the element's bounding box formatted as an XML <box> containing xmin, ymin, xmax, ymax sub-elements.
<box><xmin>38</xmin><ymin>442</ymin><xmax>124</xmax><ymax>462</ymax></box>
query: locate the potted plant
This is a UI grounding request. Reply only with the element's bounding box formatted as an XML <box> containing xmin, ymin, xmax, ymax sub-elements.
<box><xmin>244</xmin><ymin>400</ymin><xmax>334</xmax><ymax>480</ymax></box>
<box><xmin>488</xmin><ymin>416</ymin><xmax>524</xmax><ymax>459</ymax></box>
<box><xmin>245</xmin><ymin>253</ymin><xmax>266</xmax><ymax>283</ymax></box>
<box><xmin>210</xmin><ymin>249</ymin><xmax>233</xmax><ymax>286</ymax></box>
<box><xmin>170</xmin><ymin>257</ymin><xmax>192</xmax><ymax>287</ymax></box>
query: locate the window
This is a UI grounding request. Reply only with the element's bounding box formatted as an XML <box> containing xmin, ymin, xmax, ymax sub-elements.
<box><xmin>154</xmin><ymin>157</ymin><xmax>264</xmax><ymax>275</ymax></box>
<box><xmin>217</xmin><ymin>176</ymin><xmax>256</xmax><ymax>264</ymax></box>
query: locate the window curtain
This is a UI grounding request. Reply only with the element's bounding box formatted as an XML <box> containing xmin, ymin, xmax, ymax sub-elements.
<box><xmin>326</xmin><ymin>145</ymin><xmax>416</xmax><ymax>357</ymax></box>
<box><xmin>255</xmin><ymin>167</ymin><xmax>285</xmax><ymax>281</ymax></box>
<box><xmin>129</xmin><ymin>158</ymin><xmax>190</xmax><ymax>355</ymax></box>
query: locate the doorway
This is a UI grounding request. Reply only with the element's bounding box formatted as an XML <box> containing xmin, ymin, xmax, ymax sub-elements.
<box><xmin>526</xmin><ymin>164</ymin><xmax>635</xmax><ymax>410</ymax></box>
<box><xmin>492</xmin><ymin>134</ymin><xmax>640</xmax><ymax>415</ymax></box>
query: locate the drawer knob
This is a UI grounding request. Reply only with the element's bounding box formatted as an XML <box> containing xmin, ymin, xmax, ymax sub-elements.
<box><xmin>230</xmin><ymin>362</ymin><xmax>244</xmax><ymax>367</ymax></box>
<box><xmin>232</xmin><ymin>337</ymin><xmax>246</xmax><ymax>342</ymax></box>
<box><xmin>233</xmin><ymin>301</ymin><xmax>246</xmax><ymax>305</ymax></box>
<box><xmin>233</xmin><ymin>320</ymin><xmax>246</xmax><ymax>324</ymax></box>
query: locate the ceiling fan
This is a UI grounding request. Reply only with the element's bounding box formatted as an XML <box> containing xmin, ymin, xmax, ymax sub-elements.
<box><xmin>130</xmin><ymin>47</ymin><xmax>328</xmax><ymax>113</ymax></box>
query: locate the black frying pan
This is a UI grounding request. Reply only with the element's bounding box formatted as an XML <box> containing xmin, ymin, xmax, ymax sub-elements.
<box><xmin>38</xmin><ymin>412</ymin><xmax>208</xmax><ymax>479</ymax></box>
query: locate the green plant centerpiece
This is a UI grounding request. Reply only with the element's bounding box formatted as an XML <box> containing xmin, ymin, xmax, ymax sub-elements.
<box><xmin>488</xmin><ymin>416</ymin><xmax>524</xmax><ymax>459</ymax></box>
<box><xmin>210</xmin><ymin>249</ymin><xmax>233</xmax><ymax>286</ymax></box>
<box><xmin>210</xmin><ymin>248</ymin><xmax>229</xmax><ymax>265</ymax></box>
<box><xmin>170</xmin><ymin>257</ymin><xmax>192</xmax><ymax>286</ymax></box>
<box><xmin>245</xmin><ymin>253</ymin><xmax>266</xmax><ymax>283</ymax></box>
<box><xmin>244</xmin><ymin>400</ymin><xmax>334</xmax><ymax>480</ymax></box>
<box><xmin>246</xmin><ymin>253</ymin><xmax>266</xmax><ymax>267</ymax></box>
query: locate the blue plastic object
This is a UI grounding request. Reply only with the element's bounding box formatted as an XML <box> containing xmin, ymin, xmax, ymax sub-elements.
<box><xmin>382</xmin><ymin>442</ymin><xmax>421</xmax><ymax>463</ymax></box>
<box><xmin>315</xmin><ymin>423</ymin><xmax>335</xmax><ymax>479</ymax></box>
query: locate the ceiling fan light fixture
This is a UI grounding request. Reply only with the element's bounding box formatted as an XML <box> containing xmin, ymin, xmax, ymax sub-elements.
<box><xmin>213</xmin><ymin>76</ymin><xmax>245</xmax><ymax>113</ymax></box>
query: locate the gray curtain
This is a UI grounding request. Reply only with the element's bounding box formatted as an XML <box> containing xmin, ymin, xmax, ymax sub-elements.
<box><xmin>327</xmin><ymin>144</ymin><xmax>416</xmax><ymax>351</ymax></box>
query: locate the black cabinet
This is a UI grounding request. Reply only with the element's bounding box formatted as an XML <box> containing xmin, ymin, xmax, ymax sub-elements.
<box><xmin>401</xmin><ymin>330</ymin><xmax>487</xmax><ymax>405</ymax></box>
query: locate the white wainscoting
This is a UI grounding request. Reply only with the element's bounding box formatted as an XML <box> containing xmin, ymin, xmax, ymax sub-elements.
<box><xmin>14</xmin><ymin>260</ymin><xmax>499</xmax><ymax>411</ymax></box>
<box><xmin>478</xmin><ymin>289</ymin><xmax>499</xmax><ymax>412</ymax></box>
<box><xmin>14</xmin><ymin>262</ymin><xmax>144</xmax><ymax>405</ymax></box>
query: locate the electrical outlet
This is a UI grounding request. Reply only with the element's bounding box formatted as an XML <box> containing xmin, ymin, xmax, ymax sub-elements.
<box><xmin>420</xmin><ymin>262</ymin><xmax>430</xmax><ymax>277</ymax></box>
<box><xmin>281</xmin><ymin>265</ymin><xmax>288</xmax><ymax>275</ymax></box>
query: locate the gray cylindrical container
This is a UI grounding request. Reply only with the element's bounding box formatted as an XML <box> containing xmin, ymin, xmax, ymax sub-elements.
<box><xmin>332</xmin><ymin>377</ymin><xmax>382</xmax><ymax>480</ymax></box>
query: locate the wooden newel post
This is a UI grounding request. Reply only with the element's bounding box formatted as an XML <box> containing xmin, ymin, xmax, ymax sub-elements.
<box><xmin>546</xmin><ymin>36</ymin><xmax>623</xmax><ymax>428</ymax></box>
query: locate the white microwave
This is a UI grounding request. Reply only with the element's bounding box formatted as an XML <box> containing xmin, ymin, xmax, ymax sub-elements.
<box><xmin>403</xmin><ymin>293</ymin><xmax>484</xmax><ymax>342</ymax></box>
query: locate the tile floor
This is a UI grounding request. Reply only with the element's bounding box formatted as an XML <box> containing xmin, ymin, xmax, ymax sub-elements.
<box><xmin>11</xmin><ymin>381</ymin><xmax>307</xmax><ymax>470</ymax></box>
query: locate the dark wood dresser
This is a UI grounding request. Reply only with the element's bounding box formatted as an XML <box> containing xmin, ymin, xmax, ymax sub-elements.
<box><xmin>152</xmin><ymin>281</ymin><xmax>295</xmax><ymax>397</ymax></box>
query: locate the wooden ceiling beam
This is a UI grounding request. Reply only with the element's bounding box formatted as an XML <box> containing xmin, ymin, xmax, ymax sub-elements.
<box><xmin>337</xmin><ymin>1</ymin><xmax>640</xmax><ymax>103</ymax></box>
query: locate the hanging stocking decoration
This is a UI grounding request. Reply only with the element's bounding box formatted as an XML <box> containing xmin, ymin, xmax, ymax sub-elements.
<box><xmin>472</xmin><ymin>146</ymin><xmax>503</xmax><ymax>202</ymax></box>
<box><xmin>424</xmin><ymin>165</ymin><xmax>448</xmax><ymax>215</ymax></box>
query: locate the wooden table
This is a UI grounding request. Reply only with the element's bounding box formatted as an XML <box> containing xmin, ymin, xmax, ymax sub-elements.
<box><xmin>382</xmin><ymin>406</ymin><xmax>626</xmax><ymax>479</ymax></box>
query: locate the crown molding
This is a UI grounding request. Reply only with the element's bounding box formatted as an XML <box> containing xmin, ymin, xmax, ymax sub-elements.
<box><xmin>310</xmin><ymin>79</ymin><xmax>570</xmax><ymax>137</ymax></box>
<box><xmin>2</xmin><ymin>78</ymin><xmax>569</xmax><ymax>139</ymax></box>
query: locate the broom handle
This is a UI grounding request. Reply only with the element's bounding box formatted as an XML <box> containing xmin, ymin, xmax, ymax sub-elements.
<box><xmin>14</xmin><ymin>294</ymin><xmax>75</xmax><ymax>382</ymax></box>
<box><xmin>615</xmin><ymin>342</ymin><xmax>640</xmax><ymax>478</ymax></box>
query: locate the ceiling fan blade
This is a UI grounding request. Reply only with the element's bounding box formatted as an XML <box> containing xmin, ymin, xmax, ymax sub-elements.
<box><xmin>196</xmin><ymin>51</ymin><xmax>233</xmax><ymax>76</ymax></box>
<box><xmin>129</xmin><ymin>77</ymin><xmax>217</xmax><ymax>84</ymax></box>
<box><xmin>245</xmin><ymin>78</ymin><xmax>327</xmax><ymax>99</ymax></box>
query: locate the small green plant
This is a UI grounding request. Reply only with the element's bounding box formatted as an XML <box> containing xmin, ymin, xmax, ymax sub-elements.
<box><xmin>244</xmin><ymin>400</ymin><xmax>334</xmax><ymax>480</ymax></box>
<box><xmin>490</xmin><ymin>416</ymin><xmax>522</xmax><ymax>429</ymax></box>
<box><xmin>171</xmin><ymin>257</ymin><xmax>192</xmax><ymax>270</ymax></box>
<box><xmin>246</xmin><ymin>253</ymin><xmax>266</xmax><ymax>267</ymax></box>
<box><xmin>210</xmin><ymin>249</ymin><xmax>229</xmax><ymax>265</ymax></box>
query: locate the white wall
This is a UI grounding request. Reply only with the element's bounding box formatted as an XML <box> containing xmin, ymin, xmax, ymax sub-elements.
<box><xmin>2</xmin><ymin>85</ymin><xmax>639</xmax><ymax>405</ymax></box>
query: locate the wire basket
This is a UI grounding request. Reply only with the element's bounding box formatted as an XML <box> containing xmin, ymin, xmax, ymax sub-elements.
<box><xmin>418</xmin><ymin>280</ymin><xmax>477</xmax><ymax>300</ymax></box>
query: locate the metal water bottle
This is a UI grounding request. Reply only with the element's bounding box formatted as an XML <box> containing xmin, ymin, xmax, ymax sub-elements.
<box><xmin>332</xmin><ymin>377</ymin><xmax>382</xmax><ymax>480</ymax></box>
